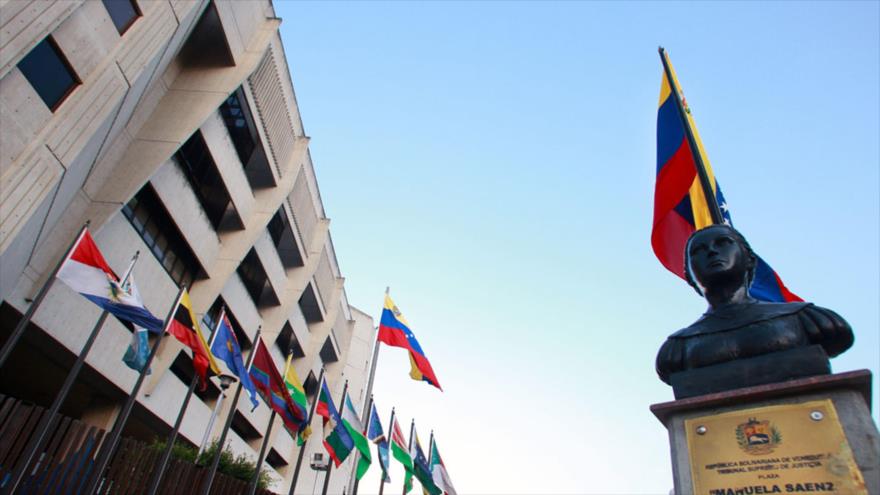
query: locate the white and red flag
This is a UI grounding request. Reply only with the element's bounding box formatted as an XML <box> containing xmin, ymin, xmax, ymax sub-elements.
<box><xmin>56</xmin><ymin>229</ymin><xmax>163</xmax><ymax>332</ymax></box>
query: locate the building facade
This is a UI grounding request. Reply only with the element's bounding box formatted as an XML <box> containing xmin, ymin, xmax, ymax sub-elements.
<box><xmin>0</xmin><ymin>1</ymin><xmax>374</xmax><ymax>492</ymax></box>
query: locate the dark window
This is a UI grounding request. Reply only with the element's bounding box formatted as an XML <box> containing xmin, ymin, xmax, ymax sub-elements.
<box><xmin>218</xmin><ymin>86</ymin><xmax>274</xmax><ymax>188</ymax></box>
<box><xmin>303</xmin><ymin>371</ymin><xmax>318</xmax><ymax>398</ymax></box>
<box><xmin>231</xmin><ymin>410</ymin><xmax>261</xmax><ymax>441</ymax></box>
<box><xmin>236</xmin><ymin>249</ymin><xmax>279</xmax><ymax>308</ymax></box>
<box><xmin>176</xmin><ymin>131</ymin><xmax>241</xmax><ymax>231</ymax></box>
<box><xmin>201</xmin><ymin>297</ymin><xmax>224</xmax><ymax>336</ymax></box>
<box><xmin>275</xmin><ymin>322</ymin><xmax>304</xmax><ymax>358</ymax></box>
<box><xmin>17</xmin><ymin>37</ymin><xmax>79</xmax><ymax>111</ymax></box>
<box><xmin>265</xmin><ymin>448</ymin><xmax>288</xmax><ymax>470</ymax></box>
<box><xmin>102</xmin><ymin>0</ymin><xmax>140</xmax><ymax>34</ymax></box>
<box><xmin>266</xmin><ymin>209</ymin><xmax>286</xmax><ymax>247</ymax></box>
<box><xmin>219</xmin><ymin>87</ymin><xmax>256</xmax><ymax>167</ymax></box>
<box><xmin>122</xmin><ymin>185</ymin><xmax>203</xmax><ymax>288</ymax></box>
<box><xmin>320</xmin><ymin>336</ymin><xmax>339</xmax><ymax>363</ymax></box>
<box><xmin>169</xmin><ymin>351</ymin><xmax>220</xmax><ymax>402</ymax></box>
<box><xmin>202</xmin><ymin>297</ymin><xmax>251</xmax><ymax>350</ymax></box>
<box><xmin>267</xmin><ymin>207</ymin><xmax>304</xmax><ymax>267</ymax></box>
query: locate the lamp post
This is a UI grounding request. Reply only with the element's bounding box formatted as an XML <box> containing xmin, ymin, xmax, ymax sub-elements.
<box><xmin>197</xmin><ymin>374</ymin><xmax>237</xmax><ymax>458</ymax></box>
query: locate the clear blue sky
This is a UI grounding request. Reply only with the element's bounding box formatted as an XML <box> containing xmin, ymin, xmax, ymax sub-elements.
<box><xmin>276</xmin><ymin>2</ymin><xmax>879</xmax><ymax>493</ymax></box>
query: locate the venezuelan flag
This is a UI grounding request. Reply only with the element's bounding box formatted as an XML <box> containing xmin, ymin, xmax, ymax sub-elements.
<box><xmin>652</xmin><ymin>49</ymin><xmax>801</xmax><ymax>303</ymax></box>
<box><xmin>378</xmin><ymin>294</ymin><xmax>442</xmax><ymax>391</ymax></box>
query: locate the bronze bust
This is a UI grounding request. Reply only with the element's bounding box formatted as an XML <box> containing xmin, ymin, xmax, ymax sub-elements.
<box><xmin>655</xmin><ymin>224</ymin><xmax>854</xmax><ymax>398</ymax></box>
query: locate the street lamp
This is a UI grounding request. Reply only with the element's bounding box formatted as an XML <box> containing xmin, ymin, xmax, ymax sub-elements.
<box><xmin>197</xmin><ymin>373</ymin><xmax>238</xmax><ymax>457</ymax></box>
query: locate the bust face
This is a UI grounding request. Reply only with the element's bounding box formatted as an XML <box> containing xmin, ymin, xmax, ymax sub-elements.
<box><xmin>687</xmin><ymin>227</ymin><xmax>750</xmax><ymax>289</ymax></box>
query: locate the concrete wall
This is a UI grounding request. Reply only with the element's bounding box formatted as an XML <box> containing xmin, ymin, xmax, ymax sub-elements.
<box><xmin>0</xmin><ymin>1</ymin><xmax>376</xmax><ymax>493</ymax></box>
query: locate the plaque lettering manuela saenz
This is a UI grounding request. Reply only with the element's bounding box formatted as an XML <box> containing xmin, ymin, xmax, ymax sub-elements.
<box><xmin>709</xmin><ymin>482</ymin><xmax>836</xmax><ymax>495</ymax></box>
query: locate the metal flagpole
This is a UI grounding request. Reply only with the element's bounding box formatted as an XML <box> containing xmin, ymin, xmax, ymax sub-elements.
<box><xmin>146</xmin><ymin>374</ymin><xmax>199</xmax><ymax>494</ymax></box>
<box><xmin>321</xmin><ymin>380</ymin><xmax>348</xmax><ymax>495</ymax></box>
<box><xmin>83</xmin><ymin>286</ymin><xmax>184</xmax><ymax>495</ymax></box>
<box><xmin>149</xmin><ymin>293</ymin><xmax>224</xmax><ymax>495</ymax></box>
<box><xmin>200</xmin><ymin>326</ymin><xmax>262</xmax><ymax>495</ymax></box>
<box><xmin>402</xmin><ymin>419</ymin><xmax>414</xmax><ymax>495</ymax></box>
<box><xmin>3</xmin><ymin>250</ymin><xmax>139</xmax><ymax>494</ymax></box>
<box><xmin>289</xmin><ymin>368</ymin><xmax>325</xmax><ymax>495</ymax></box>
<box><xmin>0</xmin><ymin>222</ymin><xmax>89</xmax><ymax>369</ymax></box>
<box><xmin>349</xmin><ymin>326</ymin><xmax>380</xmax><ymax>495</ymax></box>
<box><xmin>247</xmin><ymin>409</ymin><xmax>277</xmax><ymax>495</ymax></box>
<box><xmin>658</xmin><ymin>47</ymin><xmax>724</xmax><ymax>225</ymax></box>
<box><xmin>350</xmin><ymin>316</ymin><xmax>382</xmax><ymax>495</ymax></box>
<box><xmin>427</xmin><ymin>430</ymin><xmax>434</xmax><ymax>473</ymax></box>
<box><xmin>349</xmin><ymin>394</ymin><xmax>374</xmax><ymax>495</ymax></box>
<box><xmin>378</xmin><ymin>407</ymin><xmax>394</xmax><ymax>495</ymax></box>
<box><xmin>197</xmin><ymin>308</ymin><xmax>231</xmax><ymax>458</ymax></box>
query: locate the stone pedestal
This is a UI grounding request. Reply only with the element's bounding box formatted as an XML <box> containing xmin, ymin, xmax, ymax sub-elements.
<box><xmin>651</xmin><ymin>370</ymin><xmax>880</xmax><ymax>495</ymax></box>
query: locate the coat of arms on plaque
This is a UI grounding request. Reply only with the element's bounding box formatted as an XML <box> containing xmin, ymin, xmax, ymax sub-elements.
<box><xmin>735</xmin><ymin>417</ymin><xmax>782</xmax><ymax>455</ymax></box>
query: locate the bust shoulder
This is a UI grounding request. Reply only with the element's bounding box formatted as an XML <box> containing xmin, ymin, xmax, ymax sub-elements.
<box><xmin>669</xmin><ymin>301</ymin><xmax>813</xmax><ymax>338</ymax></box>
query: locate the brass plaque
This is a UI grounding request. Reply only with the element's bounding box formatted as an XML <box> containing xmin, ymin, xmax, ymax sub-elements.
<box><xmin>685</xmin><ymin>400</ymin><xmax>866</xmax><ymax>495</ymax></box>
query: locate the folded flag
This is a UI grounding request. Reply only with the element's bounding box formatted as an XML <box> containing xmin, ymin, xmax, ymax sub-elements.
<box><xmin>378</xmin><ymin>294</ymin><xmax>442</xmax><ymax>390</ymax></box>
<box><xmin>119</xmin><ymin>272</ymin><xmax>152</xmax><ymax>373</ymax></box>
<box><xmin>210</xmin><ymin>311</ymin><xmax>259</xmax><ymax>411</ymax></box>
<box><xmin>652</xmin><ymin>49</ymin><xmax>801</xmax><ymax>303</ymax></box>
<box><xmin>342</xmin><ymin>395</ymin><xmax>372</xmax><ymax>480</ymax></box>
<box><xmin>282</xmin><ymin>354</ymin><xmax>311</xmax><ymax>444</ymax></box>
<box><xmin>367</xmin><ymin>403</ymin><xmax>391</xmax><ymax>483</ymax></box>
<box><xmin>410</xmin><ymin>426</ymin><xmax>440</xmax><ymax>495</ymax></box>
<box><xmin>316</xmin><ymin>381</ymin><xmax>354</xmax><ymax>466</ymax></box>
<box><xmin>249</xmin><ymin>339</ymin><xmax>306</xmax><ymax>434</ymax></box>
<box><xmin>167</xmin><ymin>289</ymin><xmax>220</xmax><ymax>391</ymax></box>
<box><xmin>430</xmin><ymin>439</ymin><xmax>457</xmax><ymax>495</ymax></box>
<box><xmin>122</xmin><ymin>325</ymin><xmax>150</xmax><ymax>373</ymax></box>
<box><xmin>390</xmin><ymin>416</ymin><xmax>414</xmax><ymax>493</ymax></box>
<box><xmin>56</xmin><ymin>229</ymin><xmax>164</xmax><ymax>332</ymax></box>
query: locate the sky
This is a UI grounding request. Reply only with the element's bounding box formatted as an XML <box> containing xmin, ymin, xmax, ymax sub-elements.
<box><xmin>275</xmin><ymin>2</ymin><xmax>879</xmax><ymax>493</ymax></box>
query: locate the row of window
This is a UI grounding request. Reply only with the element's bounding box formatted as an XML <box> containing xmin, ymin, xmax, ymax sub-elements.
<box><xmin>16</xmin><ymin>0</ymin><xmax>327</xmax><ymax>449</ymax></box>
<box><xmin>15</xmin><ymin>0</ymin><xmax>140</xmax><ymax>111</ymax></box>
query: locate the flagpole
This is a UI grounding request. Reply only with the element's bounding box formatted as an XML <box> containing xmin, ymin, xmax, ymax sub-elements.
<box><xmin>149</xmin><ymin>292</ymin><xmax>223</xmax><ymax>495</ymax></box>
<box><xmin>658</xmin><ymin>47</ymin><xmax>723</xmax><ymax>225</ymax></box>
<box><xmin>350</xmin><ymin>321</ymin><xmax>382</xmax><ymax>495</ymax></box>
<box><xmin>402</xmin><ymin>419</ymin><xmax>414</xmax><ymax>495</ymax></box>
<box><xmin>200</xmin><ymin>325</ymin><xmax>262</xmax><ymax>495</ymax></box>
<box><xmin>289</xmin><ymin>367</ymin><xmax>325</xmax><ymax>495</ymax></box>
<box><xmin>247</xmin><ymin>409</ymin><xmax>277</xmax><ymax>495</ymax></box>
<box><xmin>378</xmin><ymin>406</ymin><xmax>394</xmax><ymax>495</ymax></box>
<box><xmin>83</xmin><ymin>286</ymin><xmax>184</xmax><ymax>495</ymax></box>
<box><xmin>147</xmin><ymin>374</ymin><xmax>199</xmax><ymax>494</ymax></box>
<box><xmin>197</xmin><ymin>307</ymin><xmax>231</xmax><ymax>457</ymax></box>
<box><xmin>322</xmin><ymin>380</ymin><xmax>348</xmax><ymax>495</ymax></box>
<box><xmin>0</xmin><ymin>222</ymin><xmax>89</xmax><ymax>369</ymax></box>
<box><xmin>3</xmin><ymin>250</ymin><xmax>138</xmax><ymax>493</ymax></box>
<box><xmin>428</xmin><ymin>430</ymin><xmax>434</xmax><ymax>468</ymax></box>
<box><xmin>350</xmin><ymin>394</ymin><xmax>374</xmax><ymax>495</ymax></box>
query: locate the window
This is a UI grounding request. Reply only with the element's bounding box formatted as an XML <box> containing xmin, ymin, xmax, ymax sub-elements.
<box><xmin>169</xmin><ymin>351</ymin><xmax>220</xmax><ymax>402</ymax></box>
<box><xmin>266</xmin><ymin>209</ymin><xmax>286</xmax><ymax>247</ymax></box>
<box><xmin>17</xmin><ymin>37</ymin><xmax>79</xmax><ymax>111</ymax></box>
<box><xmin>219</xmin><ymin>87</ymin><xmax>257</xmax><ymax>167</ymax></box>
<box><xmin>236</xmin><ymin>249</ymin><xmax>279</xmax><ymax>308</ymax></box>
<box><xmin>202</xmin><ymin>297</ymin><xmax>252</xmax><ymax>350</ymax></box>
<box><xmin>122</xmin><ymin>185</ymin><xmax>202</xmax><ymax>288</ymax></box>
<box><xmin>102</xmin><ymin>0</ymin><xmax>140</xmax><ymax>35</ymax></box>
<box><xmin>218</xmin><ymin>86</ymin><xmax>273</xmax><ymax>188</ymax></box>
<box><xmin>176</xmin><ymin>131</ymin><xmax>241</xmax><ymax>231</ymax></box>
<box><xmin>275</xmin><ymin>322</ymin><xmax>304</xmax><ymax>358</ymax></box>
<box><xmin>266</xmin><ymin>207</ymin><xmax>304</xmax><ymax>268</ymax></box>
<box><xmin>201</xmin><ymin>298</ymin><xmax>224</xmax><ymax>336</ymax></box>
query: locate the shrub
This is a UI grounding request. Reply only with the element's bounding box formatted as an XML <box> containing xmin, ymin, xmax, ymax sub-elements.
<box><xmin>149</xmin><ymin>438</ymin><xmax>274</xmax><ymax>489</ymax></box>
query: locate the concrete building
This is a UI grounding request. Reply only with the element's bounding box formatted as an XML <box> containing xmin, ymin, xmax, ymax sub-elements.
<box><xmin>0</xmin><ymin>1</ymin><xmax>374</xmax><ymax>492</ymax></box>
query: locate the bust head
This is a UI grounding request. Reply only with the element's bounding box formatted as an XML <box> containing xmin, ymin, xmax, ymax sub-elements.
<box><xmin>684</xmin><ymin>224</ymin><xmax>757</xmax><ymax>298</ymax></box>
